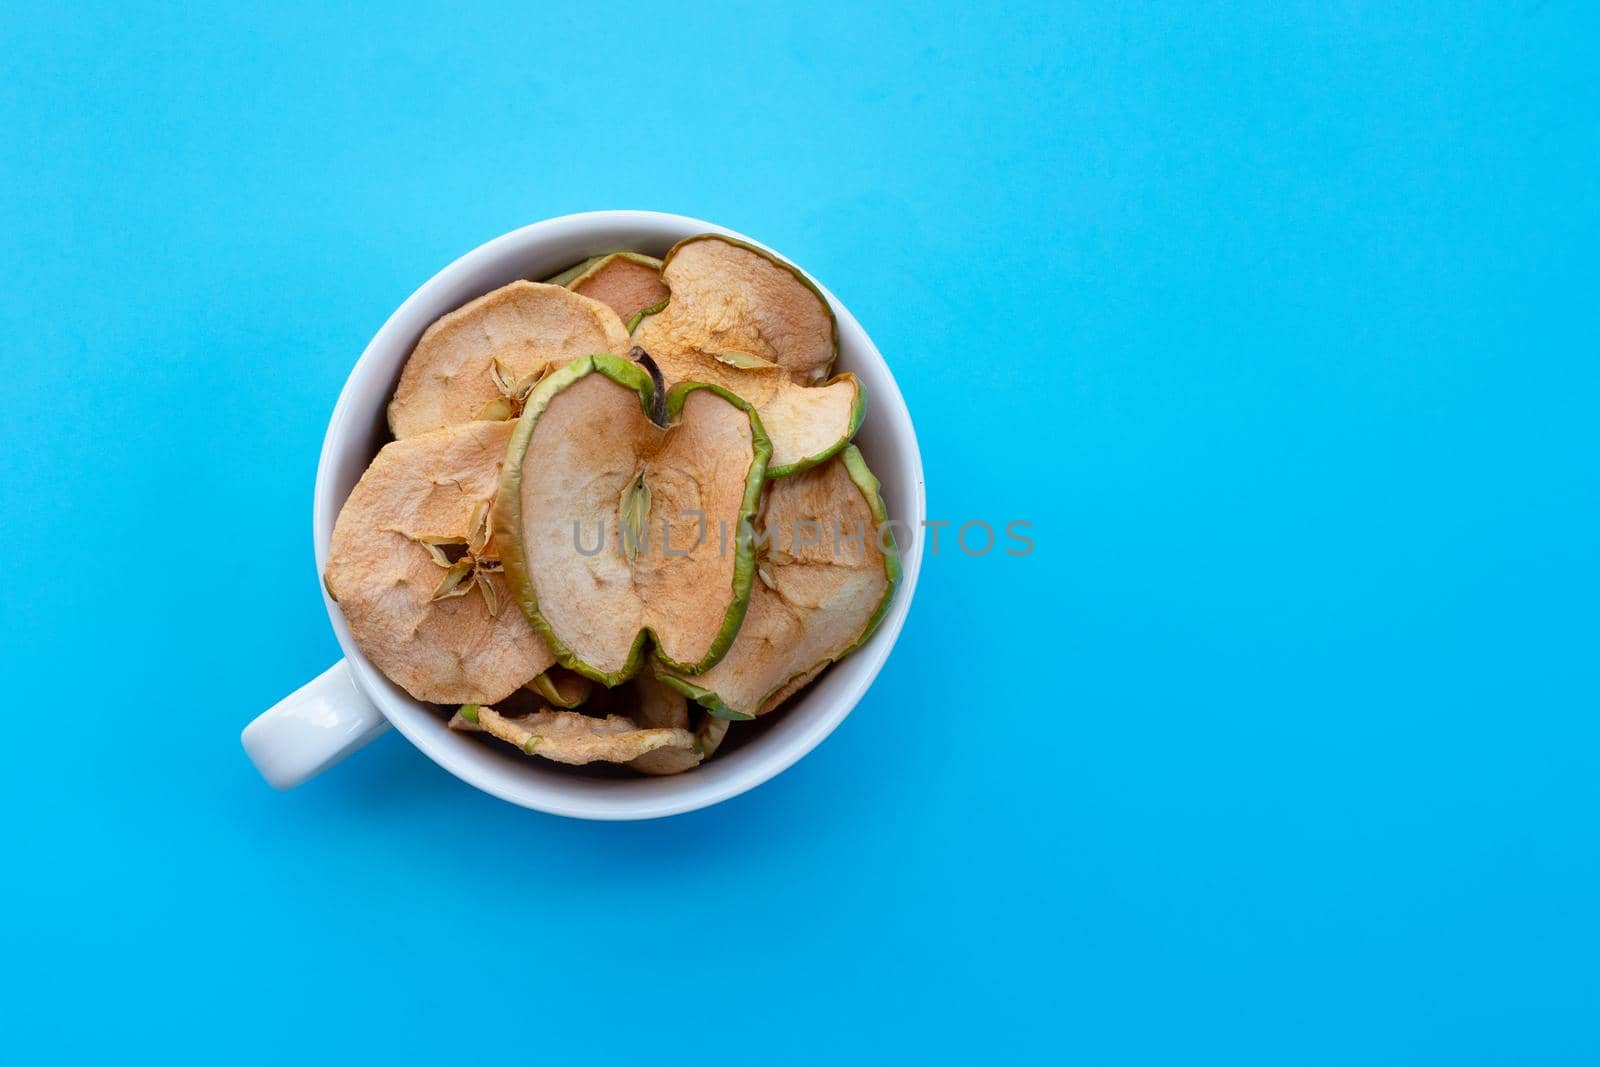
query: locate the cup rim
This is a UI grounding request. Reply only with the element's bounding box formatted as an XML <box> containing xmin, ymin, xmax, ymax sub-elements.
<box><xmin>312</xmin><ymin>210</ymin><xmax>925</xmax><ymax>819</ymax></box>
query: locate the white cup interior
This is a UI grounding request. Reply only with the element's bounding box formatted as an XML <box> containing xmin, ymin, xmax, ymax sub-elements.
<box><xmin>313</xmin><ymin>211</ymin><xmax>925</xmax><ymax>819</ymax></box>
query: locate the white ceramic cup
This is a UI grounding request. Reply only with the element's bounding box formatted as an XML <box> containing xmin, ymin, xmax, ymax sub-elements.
<box><xmin>240</xmin><ymin>211</ymin><xmax>925</xmax><ymax>819</ymax></box>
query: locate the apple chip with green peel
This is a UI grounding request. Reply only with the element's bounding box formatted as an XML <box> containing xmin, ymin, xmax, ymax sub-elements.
<box><xmin>631</xmin><ymin>235</ymin><xmax>863</xmax><ymax>475</ymax></box>
<box><xmin>659</xmin><ymin>445</ymin><xmax>900</xmax><ymax>719</ymax></box>
<box><xmin>623</xmin><ymin>672</ymin><xmax>734</xmax><ymax>775</ymax></box>
<box><xmin>387</xmin><ymin>281</ymin><xmax>630</xmax><ymax>439</ymax></box>
<box><xmin>448</xmin><ymin>704</ymin><xmax>693</xmax><ymax>767</ymax></box>
<box><xmin>635</xmin><ymin>668</ymin><xmax>733</xmax><ymax>752</ymax></box>
<box><xmin>755</xmin><ymin>663</ymin><xmax>827</xmax><ymax>716</ymax></box>
<box><xmin>562</xmin><ymin>252</ymin><xmax>670</xmax><ymax>330</ymax></box>
<box><xmin>526</xmin><ymin>666</ymin><xmax>592</xmax><ymax>709</ymax></box>
<box><xmin>543</xmin><ymin>256</ymin><xmax>602</xmax><ymax>287</ymax></box>
<box><xmin>496</xmin><ymin>353</ymin><xmax>771</xmax><ymax>686</ymax></box>
<box><xmin>696</xmin><ymin>715</ymin><xmax>731</xmax><ymax>757</ymax></box>
<box><xmin>325</xmin><ymin>420</ymin><xmax>555</xmax><ymax>704</ymax></box>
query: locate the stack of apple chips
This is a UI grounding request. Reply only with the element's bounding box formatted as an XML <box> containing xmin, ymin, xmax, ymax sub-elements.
<box><xmin>324</xmin><ymin>237</ymin><xmax>899</xmax><ymax>774</ymax></box>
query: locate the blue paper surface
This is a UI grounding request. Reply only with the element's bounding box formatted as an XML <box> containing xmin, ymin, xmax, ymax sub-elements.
<box><xmin>2</xmin><ymin>5</ymin><xmax>1595</xmax><ymax>1064</ymax></box>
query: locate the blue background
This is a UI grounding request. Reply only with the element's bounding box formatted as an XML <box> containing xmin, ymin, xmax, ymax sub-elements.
<box><xmin>2</xmin><ymin>4</ymin><xmax>1595</xmax><ymax>1064</ymax></box>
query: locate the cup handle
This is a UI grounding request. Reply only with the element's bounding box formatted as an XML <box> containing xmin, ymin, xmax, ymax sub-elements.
<box><xmin>241</xmin><ymin>660</ymin><xmax>391</xmax><ymax>789</ymax></box>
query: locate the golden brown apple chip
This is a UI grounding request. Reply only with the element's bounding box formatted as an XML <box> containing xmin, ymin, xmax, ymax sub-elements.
<box><xmin>658</xmin><ymin>446</ymin><xmax>899</xmax><ymax>719</ymax></box>
<box><xmin>388</xmin><ymin>281</ymin><xmax>630</xmax><ymax>438</ymax></box>
<box><xmin>447</xmin><ymin>704</ymin><xmax>692</xmax><ymax>767</ymax></box>
<box><xmin>631</xmin><ymin>236</ymin><xmax>862</xmax><ymax>474</ymax></box>
<box><xmin>526</xmin><ymin>666</ymin><xmax>592</xmax><ymax>709</ymax></box>
<box><xmin>495</xmin><ymin>354</ymin><xmax>769</xmax><ymax>685</ymax></box>
<box><xmin>564</xmin><ymin>253</ymin><xmax>670</xmax><ymax>330</ymax></box>
<box><xmin>325</xmin><ymin>421</ymin><xmax>554</xmax><ymax>703</ymax></box>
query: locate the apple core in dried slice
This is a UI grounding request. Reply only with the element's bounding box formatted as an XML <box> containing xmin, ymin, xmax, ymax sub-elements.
<box><xmin>448</xmin><ymin>705</ymin><xmax>692</xmax><ymax>767</ymax></box>
<box><xmin>325</xmin><ymin>421</ymin><xmax>554</xmax><ymax>704</ymax></box>
<box><xmin>564</xmin><ymin>252</ymin><xmax>669</xmax><ymax>330</ymax></box>
<box><xmin>659</xmin><ymin>446</ymin><xmax>900</xmax><ymax>719</ymax></box>
<box><xmin>632</xmin><ymin>235</ymin><xmax>861</xmax><ymax>475</ymax></box>
<box><xmin>388</xmin><ymin>281</ymin><xmax>630</xmax><ymax>439</ymax></box>
<box><xmin>495</xmin><ymin>354</ymin><xmax>770</xmax><ymax>686</ymax></box>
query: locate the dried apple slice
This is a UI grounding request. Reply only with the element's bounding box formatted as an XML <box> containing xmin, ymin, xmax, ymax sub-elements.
<box><xmin>697</xmin><ymin>716</ymin><xmax>731</xmax><ymax>757</ymax></box>
<box><xmin>388</xmin><ymin>281</ymin><xmax>630</xmax><ymax>439</ymax></box>
<box><xmin>563</xmin><ymin>252</ymin><xmax>670</xmax><ymax>331</ymax></box>
<box><xmin>451</xmin><ymin>676</ymin><xmax>726</xmax><ymax>776</ymax></box>
<box><xmin>625</xmin><ymin>672</ymin><xmax>736</xmax><ymax>775</ymax></box>
<box><xmin>755</xmin><ymin>663</ymin><xmax>826</xmax><ymax>715</ymax></box>
<box><xmin>756</xmin><ymin>379</ymin><xmax>865</xmax><ymax>475</ymax></box>
<box><xmin>496</xmin><ymin>354</ymin><xmax>770</xmax><ymax>686</ymax></box>
<box><xmin>631</xmin><ymin>669</ymin><xmax>691</xmax><ymax>730</ymax></box>
<box><xmin>325</xmin><ymin>421</ymin><xmax>554</xmax><ymax>704</ymax></box>
<box><xmin>626</xmin><ymin>671</ymin><xmax>701</xmax><ymax>776</ymax></box>
<box><xmin>543</xmin><ymin>256</ymin><xmax>602</xmax><ymax>287</ymax></box>
<box><xmin>637</xmin><ymin>235</ymin><xmax>837</xmax><ymax>379</ymax></box>
<box><xmin>447</xmin><ymin>704</ymin><xmax>692</xmax><ymax>767</ymax></box>
<box><xmin>659</xmin><ymin>446</ymin><xmax>900</xmax><ymax>719</ymax></box>
<box><xmin>632</xmin><ymin>235</ymin><xmax>863</xmax><ymax>475</ymax></box>
<box><xmin>526</xmin><ymin>666</ymin><xmax>592</xmax><ymax>709</ymax></box>
<box><xmin>629</xmin><ymin>669</ymin><xmax>733</xmax><ymax>756</ymax></box>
